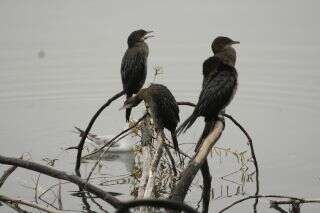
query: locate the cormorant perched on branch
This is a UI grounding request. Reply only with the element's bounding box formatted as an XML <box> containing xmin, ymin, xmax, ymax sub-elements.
<box><xmin>121</xmin><ymin>84</ymin><xmax>180</xmax><ymax>152</ymax></box>
<box><xmin>177</xmin><ymin>36</ymin><xmax>239</xmax><ymax>151</ymax></box>
<box><xmin>121</xmin><ymin>29</ymin><xmax>154</xmax><ymax>122</ymax></box>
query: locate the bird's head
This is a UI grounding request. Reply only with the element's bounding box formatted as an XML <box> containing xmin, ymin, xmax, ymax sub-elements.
<box><xmin>211</xmin><ymin>36</ymin><xmax>239</xmax><ymax>54</ymax></box>
<box><xmin>120</xmin><ymin>95</ymin><xmax>143</xmax><ymax>110</ymax></box>
<box><xmin>127</xmin><ymin>29</ymin><xmax>154</xmax><ymax>47</ymax></box>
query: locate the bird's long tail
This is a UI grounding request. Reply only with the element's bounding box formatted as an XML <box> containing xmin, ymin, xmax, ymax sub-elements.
<box><xmin>176</xmin><ymin>112</ymin><xmax>198</xmax><ymax>135</ymax></box>
<box><xmin>125</xmin><ymin>94</ymin><xmax>132</xmax><ymax>122</ymax></box>
<box><xmin>195</xmin><ymin>119</ymin><xmax>216</xmax><ymax>152</ymax></box>
<box><xmin>171</xmin><ymin>131</ymin><xmax>179</xmax><ymax>152</ymax></box>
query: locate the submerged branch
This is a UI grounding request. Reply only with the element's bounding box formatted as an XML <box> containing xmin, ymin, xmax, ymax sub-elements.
<box><xmin>200</xmin><ymin>160</ymin><xmax>211</xmax><ymax>213</ymax></box>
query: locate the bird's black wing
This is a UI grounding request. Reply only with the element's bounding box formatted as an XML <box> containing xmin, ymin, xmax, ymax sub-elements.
<box><xmin>121</xmin><ymin>47</ymin><xmax>147</xmax><ymax>95</ymax></box>
<box><xmin>196</xmin><ymin>66</ymin><xmax>237</xmax><ymax>120</ymax></box>
<box><xmin>150</xmin><ymin>84</ymin><xmax>180</xmax><ymax>129</ymax></box>
<box><xmin>202</xmin><ymin>56</ymin><xmax>221</xmax><ymax>88</ymax></box>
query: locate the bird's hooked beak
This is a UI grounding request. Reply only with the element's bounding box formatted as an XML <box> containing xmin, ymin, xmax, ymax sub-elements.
<box><xmin>143</xmin><ymin>31</ymin><xmax>154</xmax><ymax>40</ymax></box>
<box><xmin>230</xmin><ymin>40</ymin><xmax>240</xmax><ymax>45</ymax></box>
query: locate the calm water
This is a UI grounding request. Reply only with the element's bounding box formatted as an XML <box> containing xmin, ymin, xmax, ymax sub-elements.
<box><xmin>0</xmin><ymin>0</ymin><xmax>320</xmax><ymax>212</ymax></box>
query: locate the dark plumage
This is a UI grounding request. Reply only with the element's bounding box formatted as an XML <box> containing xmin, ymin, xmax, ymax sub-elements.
<box><xmin>121</xmin><ymin>84</ymin><xmax>180</xmax><ymax>151</ymax></box>
<box><xmin>177</xmin><ymin>36</ymin><xmax>239</xmax><ymax>151</ymax></box>
<box><xmin>121</xmin><ymin>29</ymin><xmax>153</xmax><ymax>122</ymax></box>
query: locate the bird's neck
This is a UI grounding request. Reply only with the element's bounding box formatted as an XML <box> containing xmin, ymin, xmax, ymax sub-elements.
<box><xmin>128</xmin><ymin>41</ymin><xmax>147</xmax><ymax>48</ymax></box>
<box><xmin>215</xmin><ymin>47</ymin><xmax>237</xmax><ymax>67</ymax></box>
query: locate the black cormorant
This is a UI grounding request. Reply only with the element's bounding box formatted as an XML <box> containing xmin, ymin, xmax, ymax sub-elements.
<box><xmin>177</xmin><ymin>36</ymin><xmax>239</xmax><ymax>151</ymax></box>
<box><xmin>121</xmin><ymin>83</ymin><xmax>180</xmax><ymax>152</ymax></box>
<box><xmin>121</xmin><ymin>29</ymin><xmax>154</xmax><ymax>122</ymax></box>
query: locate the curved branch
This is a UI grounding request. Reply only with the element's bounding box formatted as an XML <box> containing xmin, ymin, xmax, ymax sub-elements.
<box><xmin>221</xmin><ymin>113</ymin><xmax>260</xmax><ymax>210</ymax></box>
<box><xmin>0</xmin><ymin>155</ymin><xmax>121</xmax><ymax>208</ymax></box>
<box><xmin>75</xmin><ymin>90</ymin><xmax>125</xmax><ymax>177</ymax></box>
<box><xmin>0</xmin><ymin>165</ymin><xmax>18</xmax><ymax>188</ymax></box>
<box><xmin>115</xmin><ymin>199</ymin><xmax>199</xmax><ymax>213</ymax></box>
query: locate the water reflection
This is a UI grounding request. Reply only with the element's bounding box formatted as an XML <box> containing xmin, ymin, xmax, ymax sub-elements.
<box><xmin>75</xmin><ymin>127</ymin><xmax>139</xmax><ymax>173</ymax></box>
<box><xmin>85</xmin><ymin>150</ymin><xmax>135</xmax><ymax>173</ymax></box>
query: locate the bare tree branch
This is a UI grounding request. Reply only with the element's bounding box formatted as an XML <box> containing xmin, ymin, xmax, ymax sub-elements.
<box><xmin>170</xmin><ymin>119</ymin><xmax>225</xmax><ymax>203</ymax></box>
<box><xmin>221</xmin><ymin>113</ymin><xmax>260</xmax><ymax>211</ymax></box>
<box><xmin>143</xmin><ymin>132</ymin><xmax>165</xmax><ymax>198</ymax></box>
<box><xmin>164</xmin><ymin>145</ymin><xmax>177</xmax><ymax>176</ymax></box>
<box><xmin>138</xmin><ymin>117</ymin><xmax>153</xmax><ymax>199</ymax></box>
<box><xmin>57</xmin><ymin>181</ymin><xmax>63</xmax><ymax>210</ymax></box>
<box><xmin>2</xmin><ymin>201</ymin><xmax>31</xmax><ymax>213</ymax></box>
<box><xmin>0</xmin><ymin>194</ymin><xmax>63</xmax><ymax>213</ymax></box>
<box><xmin>178</xmin><ymin>102</ymin><xmax>260</xmax><ymax>212</ymax></box>
<box><xmin>218</xmin><ymin>195</ymin><xmax>320</xmax><ymax>213</ymax></box>
<box><xmin>0</xmin><ymin>165</ymin><xmax>18</xmax><ymax>188</ymax></box>
<box><xmin>200</xmin><ymin>160</ymin><xmax>211</xmax><ymax>213</ymax></box>
<box><xmin>0</xmin><ymin>155</ymin><xmax>122</xmax><ymax>208</ymax></box>
<box><xmin>270</xmin><ymin>204</ymin><xmax>288</xmax><ymax>213</ymax></box>
<box><xmin>75</xmin><ymin>90</ymin><xmax>125</xmax><ymax>177</ymax></box>
<box><xmin>86</xmin><ymin>192</ymin><xmax>108</xmax><ymax>213</ymax></box>
<box><xmin>82</xmin><ymin>113</ymin><xmax>147</xmax><ymax>160</ymax></box>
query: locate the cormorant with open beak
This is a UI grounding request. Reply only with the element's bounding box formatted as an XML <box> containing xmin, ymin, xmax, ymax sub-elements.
<box><xmin>121</xmin><ymin>29</ymin><xmax>154</xmax><ymax>122</ymax></box>
<box><xmin>177</xmin><ymin>36</ymin><xmax>239</xmax><ymax>151</ymax></box>
<box><xmin>121</xmin><ymin>84</ymin><xmax>180</xmax><ymax>152</ymax></box>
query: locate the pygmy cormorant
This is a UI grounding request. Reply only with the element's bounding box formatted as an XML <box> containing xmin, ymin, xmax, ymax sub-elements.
<box><xmin>121</xmin><ymin>29</ymin><xmax>154</xmax><ymax>122</ymax></box>
<box><xmin>121</xmin><ymin>83</ymin><xmax>180</xmax><ymax>152</ymax></box>
<box><xmin>177</xmin><ymin>36</ymin><xmax>239</xmax><ymax>151</ymax></box>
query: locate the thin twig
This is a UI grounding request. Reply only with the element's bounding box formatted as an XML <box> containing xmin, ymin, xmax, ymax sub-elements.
<box><xmin>222</xmin><ymin>113</ymin><xmax>260</xmax><ymax>211</ymax></box>
<box><xmin>218</xmin><ymin>194</ymin><xmax>320</xmax><ymax>213</ymax></box>
<box><xmin>270</xmin><ymin>203</ymin><xmax>288</xmax><ymax>213</ymax></box>
<box><xmin>164</xmin><ymin>139</ymin><xmax>192</xmax><ymax>159</ymax></box>
<box><xmin>0</xmin><ymin>155</ymin><xmax>23</xmax><ymax>188</ymax></box>
<box><xmin>85</xmin><ymin>141</ymin><xmax>117</xmax><ymax>183</ymax></box>
<box><xmin>57</xmin><ymin>181</ymin><xmax>63</xmax><ymax>210</ymax></box>
<box><xmin>82</xmin><ymin>113</ymin><xmax>147</xmax><ymax>160</ymax></box>
<box><xmin>34</xmin><ymin>173</ymin><xmax>41</xmax><ymax>204</ymax></box>
<box><xmin>164</xmin><ymin>145</ymin><xmax>178</xmax><ymax>176</ymax></box>
<box><xmin>0</xmin><ymin>194</ymin><xmax>63</xmax><ymax>213</ymax></box>
<box><xmin>86</xmin><ymin>192</ymin><xmax>108</xmax><ymax>213</ymax></box>
<box><xmin>0</xmin><ymin>155</ymin><xmax>122</xmax><ymax>208</ymax></box>
<box><xmin>2</xmin><ymin>201</ymin><xmax>31</xmax><ymax>213</ymax></box>
<box><xmin>75</xmin><ymin>90</ymin><xmax>125</xmax><ymax>177</ymax></box>
<box><xmin>0</xmin><ymin>165</ymin><xmax>18</xmax><ymax>188</ymax></box>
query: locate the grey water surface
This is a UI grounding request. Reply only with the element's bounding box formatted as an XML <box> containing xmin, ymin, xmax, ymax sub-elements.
<box><xmin>0</xmin><ymin>0</ymin><xmax>319</xmax><ymax>212</ymax></box>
